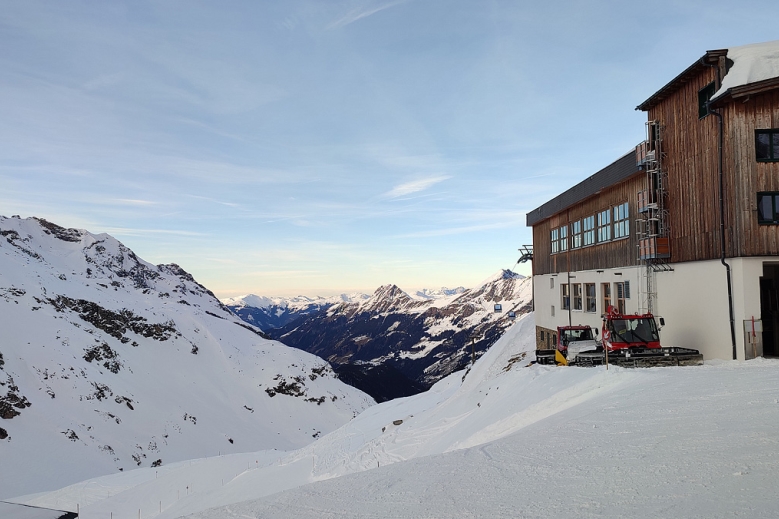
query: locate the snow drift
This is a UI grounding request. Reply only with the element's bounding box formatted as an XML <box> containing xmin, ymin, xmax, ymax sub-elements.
<box><xmin>14</xmin><ymin>311</ymin><xmax>779</xmax><ymax>519</ymax></box>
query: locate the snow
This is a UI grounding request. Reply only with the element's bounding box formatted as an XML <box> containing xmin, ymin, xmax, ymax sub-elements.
<box><xmin>222</xmin><ymin>293</ymin><xmax>370</xmax><ymax>311</ymax></box>
<box><xmin>0</xmin><ymin>216</ymin><xmax>373</xmax><ymax>499</ymax></box>
<box><xmin>713</xmin><ymin>39</ymin><xmax>779</xmax><ymax>100</ymax></box>
<box><xmin>13</xmin><ymin>311</ymin><xmax>779</xmax><ymax>518</ymax></box>
<box><xmin>0</xmin><ymin>502</ymin><xmax>73</xmax><ymax>519</ymax></box>
<box><xmin>411</xmin><ymin>286</ymin><xmax>466</xmax><ymax>301</ymax></box>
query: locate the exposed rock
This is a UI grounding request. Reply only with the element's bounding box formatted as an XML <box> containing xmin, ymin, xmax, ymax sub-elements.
<box><xmin>84</xmin><ymin>343</ymin><xmax>121</xmax><ymax>373</ymax></box>
<box><xmin>34</xmin><ymin>218</ymin><xmax>82</xmax><ymax>242</ymax></box>
<box><xmin>49</xmin><ymin>295</ymin><xmax>178</xmax><ymax>342</ymax></box>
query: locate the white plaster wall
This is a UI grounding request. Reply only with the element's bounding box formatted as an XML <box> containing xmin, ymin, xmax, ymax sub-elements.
<box><xmin>537</xmin><ymin>258</ymin><xmax>773</xmax><ymax>362</ymax></box>
<box><xmin>533</xmin><ymin>267</ymin><xmax>642</xmax><ymax>334</ymax></box>
<box><xmin>655</xmin><ymin>257</ymin><xmax>771</xmax><ymax>361</ymax></box>
<box><xmin>654</xmin><ymin>260</ymin><xmax>732</xmax><ymax>360</ymax></box>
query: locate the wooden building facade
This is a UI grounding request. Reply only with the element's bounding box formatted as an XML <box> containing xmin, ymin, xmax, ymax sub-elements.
<box><xmin>527</xmin><ymin>42</ymin><xmax>779</xmax><ymax>361</ymax></box>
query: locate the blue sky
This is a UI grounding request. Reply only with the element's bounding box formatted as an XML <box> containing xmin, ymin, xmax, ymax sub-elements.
<box><xmin>1</xmin><ymin>1</ymin><xmax>777</xmax><ymax>297</ymax></box>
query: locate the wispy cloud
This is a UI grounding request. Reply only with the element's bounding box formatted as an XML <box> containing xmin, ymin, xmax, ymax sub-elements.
<box><xmin>111</xmin><ymin>199</ymin><xmax>157</xmax><ymax>206</ymax></box>
<box><xmin>383</xmin><ymin>175</ymin><xmax>450</xmax><ymax>199</ymax></box>
<box><xmin>102</xmin><ymin>227</ymin><xmax>207</xmax><ymax>237</ymax></box>
<box><xmin>327</xmin><ymin>0</ymin><xmax>409</xmax><ymax>30</ymax></box>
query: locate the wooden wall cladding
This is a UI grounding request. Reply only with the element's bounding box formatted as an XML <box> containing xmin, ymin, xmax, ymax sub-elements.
<box><xmin>532</xmin><ymin>174</ymin><xmax>643</xmax><ymax>276</ymax></box>
<box><xmin>649</xmin><ymin>69</ymin><xmax>779</xmax><ymax>261</ymax></box>
<box><xmin>648</xmin><ymin>66</ymin><xmax>721</xmax><ymax>264</ymax></box>
<box><xmin>724</xmin><ymin>90</ymin><xmax>779</xmax><ymax>257</ymax></box>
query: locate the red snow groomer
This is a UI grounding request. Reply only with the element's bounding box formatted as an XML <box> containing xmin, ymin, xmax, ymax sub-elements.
<box><xmin>537</xmin><ymin>306</ymin><xmax>703</xmax><ymax>367</ymax></box>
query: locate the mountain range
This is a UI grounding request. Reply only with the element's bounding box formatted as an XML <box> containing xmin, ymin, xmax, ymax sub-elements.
<box><xmin>0</xmin><ymin>216</ymin><xmax>373</xmax><ymax>499</ymax></box>
<box><xmin>225</xmin><ymin>271</ymin><xmax>533</xmax><ymax>401</ymax></box>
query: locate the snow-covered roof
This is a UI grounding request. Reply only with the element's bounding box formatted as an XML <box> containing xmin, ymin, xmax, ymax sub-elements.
<box><xmin>637</xmin><ymin>40</ymin><xmax>779</xmax><ymax>111</ymax></box>
<box><xmin>711</xmin><ymin>39</ymin><xmax>779</xmax><ymax>102</ymax></box>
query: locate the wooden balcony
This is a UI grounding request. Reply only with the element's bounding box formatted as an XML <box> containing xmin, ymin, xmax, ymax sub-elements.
<box><xmin>637</xmin><ymin>190</ymin><xmax>657</xmax><ymax>213</ymax></box>
<box><xmin>638</xmin><ymin>237</ymin><xmax>670</xmax><ymax>260</ymax></box>
<box><xmin>635</xmin><ymin>141</ymin><xmax>655</xmax><ymax>167</ymax></box>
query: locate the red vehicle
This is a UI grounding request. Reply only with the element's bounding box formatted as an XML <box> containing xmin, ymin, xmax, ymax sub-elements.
<box><xmin>536</xmin><ymin>306</ymin><xmax>703</xmax><ymax>367</ymax></box>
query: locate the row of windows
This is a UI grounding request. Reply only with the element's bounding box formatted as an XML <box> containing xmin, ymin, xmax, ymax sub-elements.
<box><xmin>551</xmin><ymin>202</ymin><xmax>629</xmax><ymax>254</ymax></box>
<box><xmin>559</xmin><ymin>281</ymin><xmax>629</xmax><ymax>315</ymax></box>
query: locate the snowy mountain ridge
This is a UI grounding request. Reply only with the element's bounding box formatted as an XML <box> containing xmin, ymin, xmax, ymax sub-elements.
<box><xmin>267</xmin><ymin>268</ymin><xmax>532</xmax><ymax>396</ymax></box>
<box><xmin>221</xmin><ymin>293</ymin><xmax>371</xmax><ymax>332</ymax></box>
<box><xmin>0</xmin><ymin>216</ymin><xmax>373</xmax><ymax>499</ymax></box>
<box><xmin>222</xmin><ymin>293</ymin><xmax>371</xmax><ymax>311</ymax></box>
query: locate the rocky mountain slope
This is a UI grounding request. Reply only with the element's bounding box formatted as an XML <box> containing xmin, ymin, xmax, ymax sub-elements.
<box><xmin>0</xmin><ymin>216</ymin><xmax>374</xmax><ymax>499</ymax></box>
<box><xmin>262</xmin><ymin>271</ymin><xmax>533</xmax><ymax>399</ymax></box>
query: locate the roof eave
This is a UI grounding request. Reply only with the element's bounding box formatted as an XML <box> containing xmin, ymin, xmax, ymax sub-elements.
<box><xmin>709</xmin><ymin>76</ymin><xmax>779</xmax><ymax>108</ymax></box>
<box><xmin>636</xmin><ymin>49</ymin><xmax>727</xmax><ymax>112</ymax></box>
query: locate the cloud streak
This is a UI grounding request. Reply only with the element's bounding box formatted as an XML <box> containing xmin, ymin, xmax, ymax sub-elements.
<box><xmin>328</xmin><ymin>0</ymin><xmax>409</xmax><ymax>30</ymax></box>
<box><xmin>383</xmin><ymin>175</ymin><xmax>451</xmax><ymax>199</ymax></box>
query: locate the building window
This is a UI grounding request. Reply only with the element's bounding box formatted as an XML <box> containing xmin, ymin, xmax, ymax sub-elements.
<box><xmin>551</xmin><ymin>228</ymin><xmax>559</xmax><ymax>254</ymax></box>
<box><xmin>561</xmin><ymin>284</ymin><xmax>570</xmax><ymax>310</ymax></box>
<box><xmin>602</xmin><ymin>282</ymin><xmax>611</xmax><ymax>312</ymax></box>
<box><xmin>756</xmin><ymin>130</ymin><xmax>779</xmax><ymax>162</ymax></box>
<box><xmin>698</xmin><ymin>82</ymin><xmax>715</xmax><ymax>119</ymax></box>
<box><xmin>616</xmin><ymin>281</ymin><xmax>629</xmax><ymax>314</ymax></box>
<box><xmin>550</xmin><ymin>277</ymin><xmax>555</xmax><ymax>289</ymax></box>
<box><xmin>571</xmin><ymin>220</ymin><xmax>582</xmax><ymax>248</ymax></box>
<box><xmin>584</xmin><ymin>283</ymin><xmax>596</xmax><ymax>313</ymax></box>
<box><xmin>597</xmin><ymin>209</ymin><xmax>611</xmax><ymax>242</ymax></box>
<box><xmin>757</xmin><ymin>192</ymin><xmax>779</xmax><ymax>224</ymax></box>
<box><xmin>559</xmin><ymin>225</ymin><xmax>568</xmax><ymax>251</ymax></box>
<box><xmin>573</xmin><ymin>283</ymin><xmax>582</xmax><ymax>311</ymax></box>
<box><xmin>613</xmin><ymin>202</ymin><xmax>629</xmax><ymax>239</ymax></box>
<box><xmin>551</xmin><ymin>305</ymin><xmax>555</xmax><ymax>317</ymax></box>
<box><xmin>583</xmin><ymin>216</ymin><xmax>595</xmax><ymax>246</ymax></box>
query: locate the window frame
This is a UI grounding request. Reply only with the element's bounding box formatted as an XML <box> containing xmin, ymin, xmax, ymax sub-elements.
<box><xmin>756</xmin><ymin>129</ymin><xmax>779</xmax><ymax>162</ymax></box>
<box><xmin>561</xmin><ymin>284</ymin><xmax>570</xmax><ymax>311</ymax></box>
<box><xmin>698</xmin><ymin>82</ymin><xmax>715</xmax><ymax>119</ymax></box>
<box><xmin>602</xmin><ymin>282</ymin><xmax>611</xmax><ymax>312</ymax></box>
<box><xmin>615</xmin><ymin>281</ymin><xmax>627</xmax><ymax>314</ymax></box>
<box><xmin>551</xmin><ymin>228</ymin><xmax>559</xmax><ymax>254</ymax></box>
<box><xmin>613</xmin><ymin>202</ymin><xmax>629</xmax><ymax>239</ymax></box>
<box><xmin>559</xmin><ymin>225</ymin><xmax>568</xmax><ymax>252</ymax></box>
<box><xmin>757</xmin><ymin>192</ymin><xmax>779</xmax><ymax>224</ymax></box>
<box><xmin>583</xmin><ymin>215</ymin><xmax>595</xmax><ymax>246</ymax></box>
<box><xmin>584</xmin><ymin>283</ymin><xmax>596</xmax><ymax>313</ymax></box>
<box><xmin>572</xmin><ymin>283</ymin><xmax>582</xmax><ymax>311</ymax></box>
<box><xmin>571</xmin><ymin>220</ymin><xmax>582</xmax><ymax>249</ymax></box>
<box><xmin>597</xmin><ymin>209</ymin><xmax>611</xmax><ymax>243</ymax></box>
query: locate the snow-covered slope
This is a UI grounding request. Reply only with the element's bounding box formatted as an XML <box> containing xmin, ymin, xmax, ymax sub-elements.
<box><xmin>16</xmin><ymin>313</ymin><xmax>779</xmax><ymax>518</ymax></box>
<box><xmin>0</xmin><ymin>216</ymin><xmax>374</xmax><ymax>499</ymax></box>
